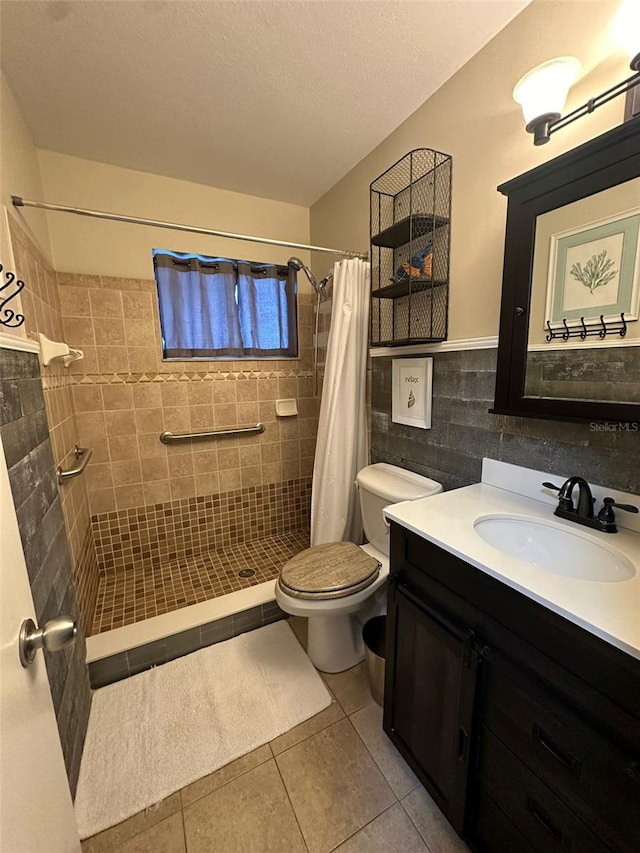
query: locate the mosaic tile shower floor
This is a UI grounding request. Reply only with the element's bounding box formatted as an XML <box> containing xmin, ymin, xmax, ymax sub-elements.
<box><xmin>91</xmin><ymin>530</ymin><xmax>310</xmax><ymax>634</ymax></box>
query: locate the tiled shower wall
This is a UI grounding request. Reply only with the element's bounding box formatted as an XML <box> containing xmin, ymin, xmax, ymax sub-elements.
<box><xmin>9</xmin><ymin>219</ymin><xmax>99</xmax><ymax>634</ymax></box>
<box><xmin>56</xmin><ymin>271</ymin><xmax>319</xmax><ymax>616</ymax></box>
<box><xmin>59</xmin><ymin>272</ymin><xmax>318</xmax><ymax>512</ymax></box>
<box><xmin>372</xmin><ymin>348</ymin><xmax>640</xmax><ymax>495</ymax></box>
<box><xmin>0</xmin><ymin>347</ymin><xmax>91</xmax><ymax>796</ymax></box>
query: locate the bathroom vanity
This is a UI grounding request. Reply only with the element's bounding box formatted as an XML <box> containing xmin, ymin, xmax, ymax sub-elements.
<box><xmin>383</xmin><ymin>461</ymin><xmax>640</xmax><ymax>853</ymax></box>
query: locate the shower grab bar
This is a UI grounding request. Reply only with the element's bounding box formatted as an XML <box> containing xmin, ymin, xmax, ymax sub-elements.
<box><xmin>160</xmin><ymin>423</ymin><xmax>265</xmax><ymax>444</ymax></box>
<box><xmin>57</xmin><ymin>445</ymin><xmax>93</xmax><ymax>484</ymax></box>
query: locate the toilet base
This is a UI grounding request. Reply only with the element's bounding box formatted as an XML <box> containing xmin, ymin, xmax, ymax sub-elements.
<box><xmin>307</xmin><ymin>615</ymin><xmax>365</xmax><ymax>673</ymax></box>
<box><xmin>304</xmin><ymin>584</ymin><xmax>387</xmax><ymax>673</ymax></box>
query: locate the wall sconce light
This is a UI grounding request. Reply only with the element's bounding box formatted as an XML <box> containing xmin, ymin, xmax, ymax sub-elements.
<box><xmin>513</xmin><ymin>57</ymin><xmax>581</xmax><ymax>145</ymax></box>
<box><xmin>513</xmin><ymin>0</ymin><xmax>640</xmax><ymax>145</ymax></box>
<box><xmin>613</xmin><ymin>0</ymin><xmax>640</xmax><ymax>118</ymax></box>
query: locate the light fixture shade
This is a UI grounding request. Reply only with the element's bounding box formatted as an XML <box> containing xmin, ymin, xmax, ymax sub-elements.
<box><xmin>513</xmin><ymin>57</ymin><xmax>581</xmax><ymax>127</ymax></box>
<box><xmin>613</xmin><ymin>0</ymin><xmax>640</xmax><ymax>70</ymax></box>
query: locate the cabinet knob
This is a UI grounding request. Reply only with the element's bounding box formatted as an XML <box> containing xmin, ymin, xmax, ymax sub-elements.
<box><xmin>514</xmin><ymin>306</ymin><xmax>525</xmax><ymax>316</ymax></box>
<box><xmin>625</xmin><ymin>761</ymin><xmax>639</xmax><ymax>780</ymax></box>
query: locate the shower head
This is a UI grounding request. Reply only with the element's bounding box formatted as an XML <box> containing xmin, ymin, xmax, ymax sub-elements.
<box><xmin>288</xmin><ymin>257</ymin><xmax>319</xmax><ymax>291</ymax></box>
<box><xmin>288</xmin><ymin>257</ymin><xmax>331</xmax><ymax>301</ymax></box>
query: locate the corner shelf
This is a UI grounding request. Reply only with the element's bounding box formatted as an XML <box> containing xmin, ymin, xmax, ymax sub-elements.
<box><xmin>370</xmin><ymin>215</ymin><xmax>449</xmax><ymax>249</ymax></box>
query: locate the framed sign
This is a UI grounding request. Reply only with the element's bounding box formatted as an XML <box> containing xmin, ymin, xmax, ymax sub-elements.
<box><xmin>545</xmin><ymin>208</ymin><xmax>640</xmax><ymax>328</ymax></box>
<box><xmin>392</xmin><ymin>357</ymin><xmax>433</xmax><ymax>429</ymax></box>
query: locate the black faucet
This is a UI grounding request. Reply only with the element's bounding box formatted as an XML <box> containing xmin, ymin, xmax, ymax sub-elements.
<box><xmin>543</xmin><ymin>477</ymin><xmax>638</xmax><ymax>533</ymax></box>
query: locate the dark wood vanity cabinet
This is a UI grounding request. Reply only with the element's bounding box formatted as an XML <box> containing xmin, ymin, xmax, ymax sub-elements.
<box><xmin>383</xmin><ymin>523</ymin><xmax>640</xmax><ymax>853</ymax></box>
<box><xmin>385</xmin><ymin>580</ymin><xmax>478</xmax><ymax>833</ymax></box>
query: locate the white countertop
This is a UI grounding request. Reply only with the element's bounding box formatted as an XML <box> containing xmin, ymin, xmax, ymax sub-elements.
<box><xmin>384</xmin><ymin>478</ymin><xmax>640</xmax><ymax>661</ymax></box>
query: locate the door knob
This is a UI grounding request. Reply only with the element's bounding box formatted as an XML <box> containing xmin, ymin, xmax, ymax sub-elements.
<box><xmin>19</xmin><ymin>616</ymin><xmax>77</xmax><ymax>668</ymax></box>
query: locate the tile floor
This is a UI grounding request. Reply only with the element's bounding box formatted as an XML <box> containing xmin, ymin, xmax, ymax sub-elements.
<box><xmin>81</xmin><ymin>617</ymin><xmax>470</xmax><ymax>853</ymax></box>
<box><xmin>92</xmin><ymin>531</ymin><xmax>310</xmax><ymax>633</ymax></box>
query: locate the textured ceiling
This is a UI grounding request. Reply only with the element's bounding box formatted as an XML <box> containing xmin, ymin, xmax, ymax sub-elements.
<box><xmin>0</xmin><ymin>0</ymin><xmax>530</xmax><ymax>205</ymax></box>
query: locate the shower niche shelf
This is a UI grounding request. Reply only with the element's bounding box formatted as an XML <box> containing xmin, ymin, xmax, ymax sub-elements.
<box><xmin>370</xmin><ymin>148</ymin><xmax>452</xmax><ymax>346</ymax></box>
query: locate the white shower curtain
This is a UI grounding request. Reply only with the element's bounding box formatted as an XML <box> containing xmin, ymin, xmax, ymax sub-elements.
<box><xmin>310</xmin><ymin>258</ymin><xmax>370</xmax><ymax>546</ymax></box>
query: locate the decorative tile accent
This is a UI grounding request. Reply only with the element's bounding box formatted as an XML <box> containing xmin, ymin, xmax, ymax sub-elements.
<box><xmin>68</xmin><ymin>369</ymin><xmax>315</xmax><ymax>385</ymax></box>
<box><xmin>91</xmin><ymin>530</ymin><xmax>309</xmax><ymax>633</ymax></box>
<box><xmin>40</xmin><ymin>372</ymin><xmax>74</xmax><ymax>391</ymax></box>
<box><xmin>91</xmin><ymin>476</ymin><xmax>312</xmax><ymax>576</ymax></box>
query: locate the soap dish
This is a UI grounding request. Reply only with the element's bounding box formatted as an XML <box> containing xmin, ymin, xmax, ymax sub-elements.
<box><xmin>276</xmin><ymin>398</ymin><xmax>298</xmax><ymax>417</ymax></box>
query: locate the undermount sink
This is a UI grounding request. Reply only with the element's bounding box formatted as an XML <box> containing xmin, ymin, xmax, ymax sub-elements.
<box><xmin>473</xmin><ymin>514</ymin><xmax>636</xmax><ymax>583</ymax></box>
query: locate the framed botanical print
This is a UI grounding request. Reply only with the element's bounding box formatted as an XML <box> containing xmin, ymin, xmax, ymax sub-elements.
<box><xmin>545</xmin><ymin>208</ymin><xmax>640</xmax><ymax>328</ymax></box>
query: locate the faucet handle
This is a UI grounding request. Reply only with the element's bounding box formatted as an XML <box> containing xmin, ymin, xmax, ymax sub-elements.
<box><xmin>597</xmin><ymin>497</ymin><xmax>639</xmax><ymax>531</ymax></box>
<box><xmin>542</xmin><ymin>481</ymin><xmax>573</xmax><ymax>511</ymax></box>
<box><xmin>601</xmin><ymin>497</ymin><xmax>639</xmax><ymax>514</ymax></box>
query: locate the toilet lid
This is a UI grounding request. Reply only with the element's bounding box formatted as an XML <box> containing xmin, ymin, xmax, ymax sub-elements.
<box><xmin>278</xmin><ymin>542</ymin><xmax>381</xmax><ymax>600</ymax></box>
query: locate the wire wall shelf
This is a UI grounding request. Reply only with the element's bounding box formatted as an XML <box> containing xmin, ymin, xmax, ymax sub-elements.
<box><xmin>370</xmin><ymin>149</ymin><xmax>452</xmax><ymax>346</ymax></box>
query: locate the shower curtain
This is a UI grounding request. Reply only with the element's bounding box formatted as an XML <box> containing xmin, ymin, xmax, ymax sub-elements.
<box><xmin>310</xmin><ymin>258</ymin><xmax>370</xmax><ymax>546</ymax></box>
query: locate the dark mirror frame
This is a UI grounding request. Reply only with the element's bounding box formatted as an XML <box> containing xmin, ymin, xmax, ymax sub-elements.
<box><xmin>492</xmin><ymin>115</ymin><xmax>640</xmax><ymax>424</ymax></box>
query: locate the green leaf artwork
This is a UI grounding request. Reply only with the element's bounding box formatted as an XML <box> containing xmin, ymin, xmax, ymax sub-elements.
<box><xmin>569</xmin><ymin>249</ymin><xmax>618</xmax><ymax>294</ymax></box>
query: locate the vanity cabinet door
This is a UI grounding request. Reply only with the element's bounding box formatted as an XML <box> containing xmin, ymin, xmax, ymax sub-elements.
<box><xmin>384</xmin><ymin>580</ymin><xmax>478</xmax><ymax>834</ymax></box>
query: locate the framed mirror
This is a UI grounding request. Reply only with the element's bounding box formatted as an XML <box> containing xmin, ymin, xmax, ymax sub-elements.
<box><xmin>492</xmin><ymin>115</ymin><xmax>640</xmax><ymax>424</ymax></box>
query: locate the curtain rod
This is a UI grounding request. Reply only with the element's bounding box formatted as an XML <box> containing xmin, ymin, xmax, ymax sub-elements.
<box><xmin>11</xmin><ymin>196</ymin><xmax>368</xmax><ymax>260</ymax></box>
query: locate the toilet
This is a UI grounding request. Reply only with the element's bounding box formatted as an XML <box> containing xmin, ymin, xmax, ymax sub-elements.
<box><xmin>275</xmin><ymin>463</ymin><xmax>443</xmax><ymax>672</ymax></box>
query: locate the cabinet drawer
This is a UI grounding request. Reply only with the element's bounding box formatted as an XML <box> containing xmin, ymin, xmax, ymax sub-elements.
<box><xmin>483</xmin><ymin>655</ymin><xmax>640</xmax><ymax>850</ymax></box>
<box><xmin>473</xmin><ymin>787</ymin><xmax>536</xmax><ymax>853</ymax></box>
<box><xmin>480</xmin><ymin>727</ymin><xmax>608</xmax><ymax>853</ymax></box>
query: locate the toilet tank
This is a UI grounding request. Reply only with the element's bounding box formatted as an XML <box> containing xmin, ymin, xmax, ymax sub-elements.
<box><xmin>356</xmin><ymin>463</ymin><xmax>443</xmax><ymax>556</ymax></box>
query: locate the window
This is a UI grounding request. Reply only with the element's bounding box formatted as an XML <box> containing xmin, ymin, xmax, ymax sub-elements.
<box><xmin>153</xmin><ymin>249</ymin><xmax>298</xmax><ymax>359</ymax></box>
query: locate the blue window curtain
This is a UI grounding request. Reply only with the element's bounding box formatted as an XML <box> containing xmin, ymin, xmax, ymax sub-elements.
<box><xmin>153</xmin><ymin>251</ymin><xmax>298</xmax><ymax>358</ymax></box>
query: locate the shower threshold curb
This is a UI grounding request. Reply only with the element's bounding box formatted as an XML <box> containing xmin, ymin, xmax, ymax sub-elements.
<box><xmin>86</xmin><ymin>581</ymin><xmax>285</xmax><ymax>687</ymax></box>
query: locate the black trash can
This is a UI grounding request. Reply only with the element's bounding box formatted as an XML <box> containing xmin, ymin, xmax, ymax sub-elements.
<box><xmin>362</xmin><ymin>615</ymin><xmax>386</xmax><ymax>707</ymax></box>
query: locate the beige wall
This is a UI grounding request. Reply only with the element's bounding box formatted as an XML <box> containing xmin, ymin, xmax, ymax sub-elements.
<box><xmin>0</xmin><ymin>71</ymin><xmax>52</xmax><ymax>262</ymax></box>
<box><xmin>0</xmin><ymin>70</ymin><xmax>52</xmax><ymax>339</ymax></box>
<box><xmin>310</xmin><ymin>0</ymin><xmax>631</xmax><ymax>342</ymax></box>
<box><xmin>37</xmin><ymin>150</ymin><xmax>313</xmax><ymax>287</ymax></box>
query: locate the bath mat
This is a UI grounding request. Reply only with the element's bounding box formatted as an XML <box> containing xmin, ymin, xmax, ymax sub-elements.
<box><xmin>75</xmin><ymin>621</ymin><xmax>331</xmax><ymax>839</ymax></box>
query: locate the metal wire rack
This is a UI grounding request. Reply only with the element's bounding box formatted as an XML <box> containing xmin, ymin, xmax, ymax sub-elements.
<box><xmin>370</xmin><ymin>149</ymin><xmax>452</xmax><ymax>346</ymax></box>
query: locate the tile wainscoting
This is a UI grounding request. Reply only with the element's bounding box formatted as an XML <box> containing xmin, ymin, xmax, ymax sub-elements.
<box><xmin>372</xmin><ymin>348</ymin><xmax>640</xmax><ymax>495</ymax></box>
<box><xmin>0</xmin><ymin>346</ymin><xmax>91</xmax><ymax>796</ymax></box>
